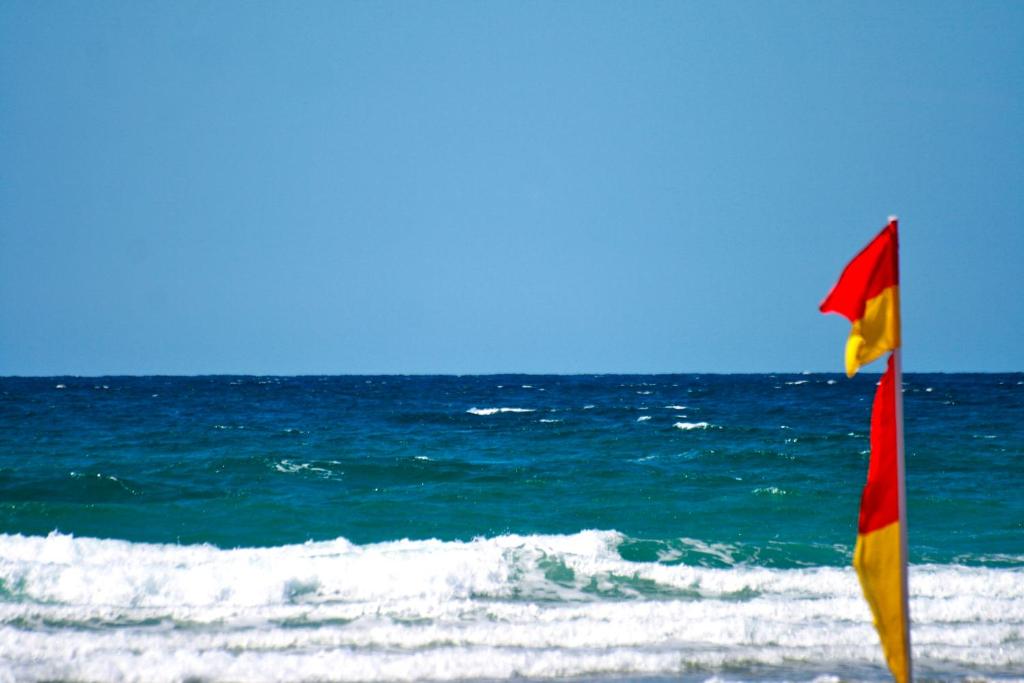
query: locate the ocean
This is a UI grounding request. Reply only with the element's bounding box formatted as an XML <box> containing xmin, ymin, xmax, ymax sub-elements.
<box><xmin>0</xmin><ymin>374</ymin><xmax>1021</xmax><ymax>682</ymax></box>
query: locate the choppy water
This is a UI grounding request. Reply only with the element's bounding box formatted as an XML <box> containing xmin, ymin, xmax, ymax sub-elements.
<box><xmin>1</xmin><ymin>374</ymin><xmax>1022</xmax><ymax>682</ymax></box>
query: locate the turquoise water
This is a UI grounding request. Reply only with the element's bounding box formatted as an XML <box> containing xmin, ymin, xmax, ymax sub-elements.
<box><xmin>1</xmin><ymin>374</ymin><xmax>1022</xmax><ymax>681</ymax></box>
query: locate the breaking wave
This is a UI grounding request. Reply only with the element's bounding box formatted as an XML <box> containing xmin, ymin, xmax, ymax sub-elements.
<box><xmin>466</xmin><ymin>407</ymin><xmax>536</xmax><ymax>416</ymax></box>
<box><xmin>0</xmin><ymin>531</ymin><xmax>1021</xmax><ymax>682</ymax></box>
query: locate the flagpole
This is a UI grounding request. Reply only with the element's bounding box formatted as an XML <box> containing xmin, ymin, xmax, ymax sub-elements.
<box><xmin>893</xmin><ymin>347</ymin><xmax>912</xmax><ymax>681</ymax></box>
<box><xmin>890</xmin><ymin>215</ymin><xmax>913</xmax><ymax>682</ymax></box>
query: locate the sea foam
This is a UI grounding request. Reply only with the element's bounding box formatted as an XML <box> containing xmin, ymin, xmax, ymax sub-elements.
<box><xmin>0</xmin><ymin>531</ymin><xmax>1021</xmax><ymax>682</ymax></box>
<box><xmin>466</xmin><ymin>407</ymin><xmax>536</xmax><ymax>416</ymax></box>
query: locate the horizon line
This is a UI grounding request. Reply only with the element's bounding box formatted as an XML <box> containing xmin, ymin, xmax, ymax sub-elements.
<box><xmin>2</xmin><ymin>370</ymin><xmax>1021</xmax><ymax>379</ymax></box>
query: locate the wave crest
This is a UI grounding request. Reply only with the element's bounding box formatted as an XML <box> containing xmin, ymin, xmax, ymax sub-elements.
<box><xmin>1</xmin><ymin>531</ymin><xmax>1022</xmax><ymax>681</ymax></box>
<box><xmin>674</xmin><ymin>421</ymin><xmax>712</xmax><ymax>430</ymax></box>
<box><xmin>466</xmin><ymin>407</ymin><xmax>536</xmax><ymax>416</ymax></box>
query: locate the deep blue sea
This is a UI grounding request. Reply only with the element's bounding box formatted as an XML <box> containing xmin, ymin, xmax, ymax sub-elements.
<box><xmin>1</xmin><ymin>374</ymin><xmax>1021</xmax><ymax>682</ymax></box>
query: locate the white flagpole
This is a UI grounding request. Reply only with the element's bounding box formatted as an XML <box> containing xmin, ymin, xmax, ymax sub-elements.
<box><xmin>890</xmin><ymin>215</ymin><xmax>913</xmax><ymax>681</ymax></box>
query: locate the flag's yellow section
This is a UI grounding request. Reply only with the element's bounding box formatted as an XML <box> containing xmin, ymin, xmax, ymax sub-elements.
<box><xmin>854</xmin><ymin>521</ymin><xmax>909</xmax><ymax>683</ymax></box>
<box><xmin>844</xmin><ymin>284</ymin><xmax>901</xmax><ymax>378</ymax></box>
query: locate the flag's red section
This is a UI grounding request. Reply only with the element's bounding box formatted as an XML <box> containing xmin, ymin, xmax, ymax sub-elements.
<box><xmin>858</xmin><ymin>355</ymin><xmax>900</xmax><ymax>534</ymax></box>
<box><xmin>819</xmin><ymin>221</ymin><xmax>900</xmax><ymax>322</ymax></box>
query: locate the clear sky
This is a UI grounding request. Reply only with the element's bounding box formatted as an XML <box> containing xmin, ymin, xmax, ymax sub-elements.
<box><xmin>1</xmin><ymin>1</ymin><xmax>1021</xmax><ymax>375</ymax></box>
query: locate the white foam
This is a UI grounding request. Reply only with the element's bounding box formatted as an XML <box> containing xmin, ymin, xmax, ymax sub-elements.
<box><xmin>466</xmin><ymin>407</ymin><xmax>536</xmax><ymax>416</ymax></box>
<box><xmin>753</xmin><ymin>486</ymin><xmax>788</xmax><ymax>496</ymax></box>
<box><xmin>664</xmin><ymin>405</ymin><xmax>687</xmax><ymax>410</ymax></box>
<box><xmin>274</xmin><ymin>460</ymin><xmax>333</xmax><ymax>477</ymax></box>
<box><xmin>674</xmin><ymin>421</ymin><xmax>712</xmax><ymax>430</ymax></box>
<box><xmin>0</xmin><ymin>531</ymin><xmax>1020</xmax><ymax>682</ymax></box>
<box><xmin>785</xmin><ymin>380</ymin><xmax>809</xmax><ymax>386</ymax></box>
<box><xmin>636</xmin><ymin>416</ymin><xmax>652</xmax><ymax>422</ymax></box>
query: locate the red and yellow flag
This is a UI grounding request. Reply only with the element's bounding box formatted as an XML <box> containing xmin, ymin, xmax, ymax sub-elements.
<box><xmin>819</xmin><ymin>220</ymin><xmax>900</xmax><ymax>377</ymax></box>
<box><xmin>821</xmin><ymin>218</ymin><xmax>910</xmax><ymax>683</ymax></box>
<box><xmin>855</xmin><ymin>354</ymin><xmax>909</xmax><ymax>683</ymax></box>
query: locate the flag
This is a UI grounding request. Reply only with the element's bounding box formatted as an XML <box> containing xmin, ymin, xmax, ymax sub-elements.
<box><xmin>821</xmin><ymin>218</ymin><xmax>910</xmax><ymax>683</ymax></box>
<box><xmin>819</xmin><ymin>219</ymin><xmax>900</xmax><ymax>377</ymax></box>
<box><xmin>855</xmin><ymin>354</ymin><xmax>910</xmax><ymax>683</ymax></box>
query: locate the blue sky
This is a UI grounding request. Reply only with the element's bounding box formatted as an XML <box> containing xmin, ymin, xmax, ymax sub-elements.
<box><xmin>1</xmin><ymin>1</ymin><xmax>1021</xmax><ymax>374</ymax></box>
